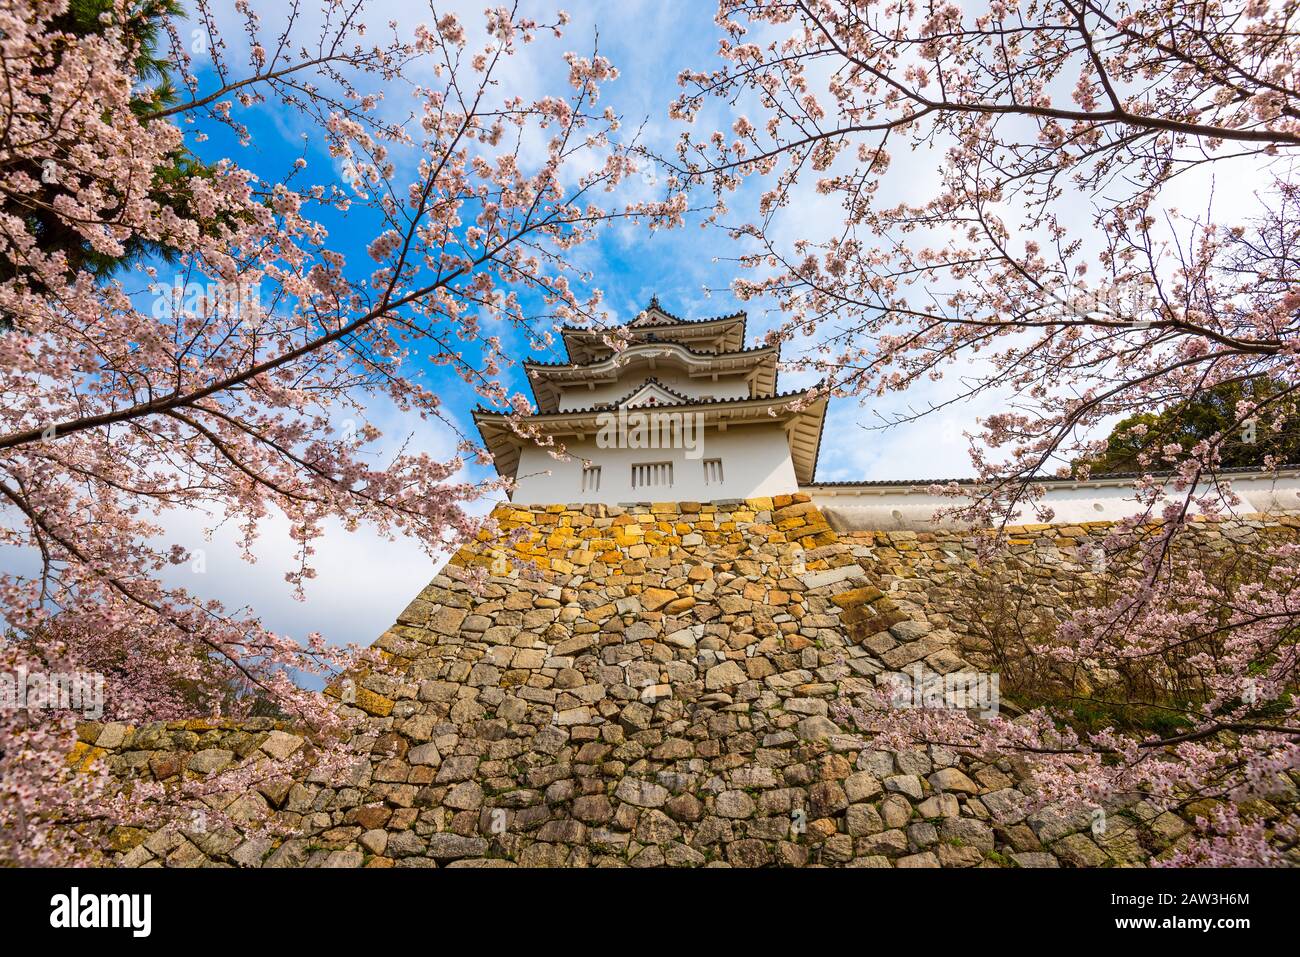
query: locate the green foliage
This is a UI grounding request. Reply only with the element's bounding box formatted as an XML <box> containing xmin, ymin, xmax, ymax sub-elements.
<box><xmin>61</xmin><ymin>0</ymin><xmax>183</xmax><ymax>110</ymax></box>
<box><xmin>1055</xmin><ymin>697</ymin><xmax>1194</xmax><ymax>738</ymax></box>
<box><xmin>1</xmin><ymin>0</ymin><xmax>205</xmax><ymax>287</ymax></box>
<box><xmin>1078</xmin><ymin>378</ymin><xmax>1300</xmax><ymax>474</ymax></box>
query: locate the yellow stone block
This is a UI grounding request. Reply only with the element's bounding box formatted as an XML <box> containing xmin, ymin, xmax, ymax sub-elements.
<box><xmin>832</xmin><ymin>587</ymin><xmax>884</xmax><ymax>608</ymax></box>
<box><xmin>67</xmin><ymin>741</ymin><xmax>107</xmax><ymax>772</ymax></box>
<box><xmin>640</xmin><ymin>587</ymin><xmax>678</xmax><ymax>611</ymax></box>
<box><xmin>354</xmin><ymin>687</ymin><xmax>395</xmax><ymax>717</ymax></box>
<box><xmin>109</xmin><ymin>827</ymin><xmax>148</xmax><ymax>852</ymax></box>
<box><xmin>67</xmin><ymin>741</ymin><xmax>90</xmax><ymax>766</ymax></box>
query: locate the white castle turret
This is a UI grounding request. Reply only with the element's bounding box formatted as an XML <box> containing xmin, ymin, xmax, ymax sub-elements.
<box><xmin>473</xmin><ymin>296</ymin><xmax>828</xmax><ymax>504</ymax></box>
<box><xmin>474</xmin><ymin>294</ymin><xmax>1300</xmax><ymax>521</ymax></box>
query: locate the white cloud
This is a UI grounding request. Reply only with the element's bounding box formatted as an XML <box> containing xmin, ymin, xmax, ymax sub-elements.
<box><xmin>1</xmin><ymin>390</ymin><xmax>504</xmax><ymax>650</ymax></box>
<box><xmin>150</xmin><ymin>395</ymin><xmax>503</xmax><ymax>649</ymax></box>
<box><xmin>155</xmin><ymin>505</ymin><xmax>442</xmax><ymax>650</ymax></box>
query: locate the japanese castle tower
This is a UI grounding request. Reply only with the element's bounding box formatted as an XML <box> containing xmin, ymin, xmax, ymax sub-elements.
<box><xmin>474</xmin><ymin>297</ymin><xmax>828</xmax><ymax>504</ymax></box>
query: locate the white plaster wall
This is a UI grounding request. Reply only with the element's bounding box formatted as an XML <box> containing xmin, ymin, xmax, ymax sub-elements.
<box><xmin>510</xmin><ymin>423</ymin><xmax>799</xmax><ymax>504</ymax></box>
<box><xmin>808</xmin><ymin>472</ymin><xmax>1300</xmax><ymax>531</ymax></box>
<box><xmin>557</xmin><ymin>369</ymin><xmax>751</xmax><ymax>411</ymax></box>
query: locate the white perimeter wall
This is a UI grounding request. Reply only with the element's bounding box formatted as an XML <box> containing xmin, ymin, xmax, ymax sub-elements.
<box><xmin>807</xmin><ymin>472</ymin><xmax>1300</xmax><ymax>531</ymax></box>
<box><xmin>511</xmin><ymin>422</ymin><xmax>799</xmax><ymax>504</ymax></box>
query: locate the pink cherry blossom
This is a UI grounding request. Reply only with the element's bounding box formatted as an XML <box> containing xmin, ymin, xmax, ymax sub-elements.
<box><xmin>0</xmin><ymin>0</ymin><xmax>674</xmax><ymax>864</ymax></box>
<box><xmin>670</xmin><ymin>0</ymin><xmax>1300</xmax><ymax>864</ymax></box>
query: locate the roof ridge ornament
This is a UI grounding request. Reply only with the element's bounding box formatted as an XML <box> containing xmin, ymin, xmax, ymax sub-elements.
<box><xmin>635</xmin><ymin>294</ymin><xmax>673</xmax><ymax>326</ymax></box>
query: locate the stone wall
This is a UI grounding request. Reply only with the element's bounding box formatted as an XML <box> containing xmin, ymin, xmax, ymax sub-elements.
<box><xmin>847</xmin><ymin>515</ymin><xmax>1300</xmax><ymax>662</ymax></box>
<box><xmin>76</xmin><ymin>497</ymin><xmax>1299</xmax><ymax>867</ymax></box>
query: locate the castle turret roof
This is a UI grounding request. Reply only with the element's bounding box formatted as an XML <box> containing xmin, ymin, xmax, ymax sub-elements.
<box><xmin>559</xmin><ymin>298</ymin><xmax>747</xmax><ymax>363</ymax></box>
<box><xmin>524</xmin><ymin>341</ymin><xmax>779</xmax><ymax>412</ymax></box>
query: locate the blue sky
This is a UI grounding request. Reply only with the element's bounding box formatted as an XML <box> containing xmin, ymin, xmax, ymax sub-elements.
<box><xmin>188</xmin><ymin>0</ymin><xmax>1002</xmax><ymax>485</ymax></box>
<box><xmin>136</xmin><ymin>0</ymin><xmax>997</xmax><ymax>651</ymax></box>
<box><xmin>0</xmin><ymin>1</ymin><xmax>1269</xmax><ymax>682</ymax></box>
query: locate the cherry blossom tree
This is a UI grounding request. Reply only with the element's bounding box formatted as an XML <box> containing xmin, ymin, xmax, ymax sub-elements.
<box><xmin>670</xmin><ymin>0</ymin><xmax>1300</xmax><ymax>863</ymax></box>
<box><xmin>0</xmin><ymin>0</ymin><xmax>681</xmax><ymax>864</ymax></box>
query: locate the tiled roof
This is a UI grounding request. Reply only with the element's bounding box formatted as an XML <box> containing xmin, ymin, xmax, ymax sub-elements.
<box><xmin>559</xmin><ymin>307</ymin><xmax>746</xmax><ymax>334</ymax></box>
<box><xmin>606</xmin><ymin>377</ymin><xmax>695</xmax><ymax>407</ymax></box>
<box><xmin>523</xmin><ymin>340</ymin><xmax>776</xmax><ymax>369</ymax></box>
<box><xmin>474</xmin><ymin>382</ymin><xmax>824</xmax><ymax>418</ymax></box>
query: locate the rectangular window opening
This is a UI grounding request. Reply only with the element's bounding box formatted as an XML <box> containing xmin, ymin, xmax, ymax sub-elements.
<box><xmin>631</xmin><ymin>461</ymin><xmax>674</xmax><ymax>490</ymax></box>
<box><xmin>581</xmin><ymin>465</ymin><xmax>602</xmax><ymax>493</ymax></box>
<box><xmin>703</xmin><ymin>458</ymin><xmax>724</xmax><ymax>485</ymax></box>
